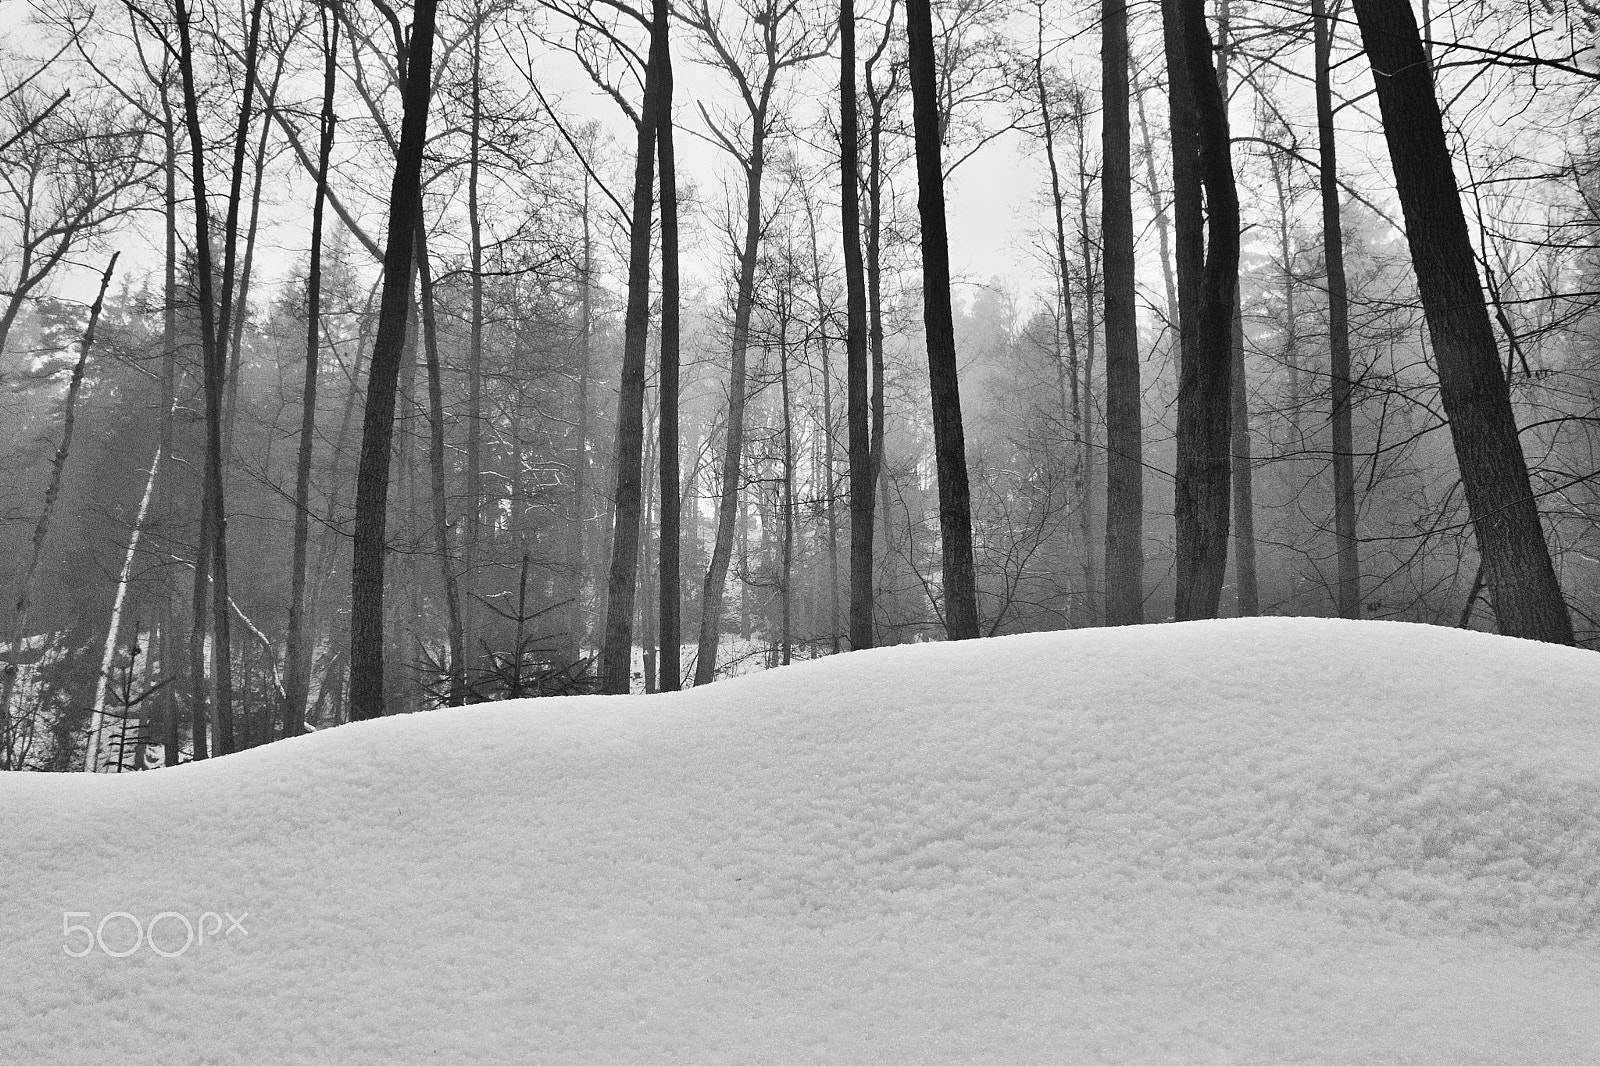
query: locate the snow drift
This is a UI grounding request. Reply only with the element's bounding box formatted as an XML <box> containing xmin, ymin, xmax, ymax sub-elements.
<box><xmin>3</xmin><ymin>617</ymin><xmax>1598</xmax><ymax>1064</ymax></box>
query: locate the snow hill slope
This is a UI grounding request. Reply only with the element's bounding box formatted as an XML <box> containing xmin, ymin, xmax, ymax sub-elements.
<box><xmin>3</xmin><ymin>618</ymin><xmax>1599</xmax><ymax>1065</ymax></box>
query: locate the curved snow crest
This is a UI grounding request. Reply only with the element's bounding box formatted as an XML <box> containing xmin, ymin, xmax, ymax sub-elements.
<box><xmin>3</xmin><ymin>617</ymin><xmax>1599</xmax><ymax>1065</ymax></box>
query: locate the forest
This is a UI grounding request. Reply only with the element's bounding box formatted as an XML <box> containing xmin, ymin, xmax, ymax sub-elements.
<box><xmin>1</xmin><ymin>0</ymin><xmax>1596</xmax><ymax>771</ymax></box>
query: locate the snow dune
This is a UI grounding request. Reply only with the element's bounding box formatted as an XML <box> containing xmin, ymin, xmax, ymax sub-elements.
<box><xmin>3</xmin><ymin>618</ymin><xmax>1599</xmax><ymax>1064</ymax></box>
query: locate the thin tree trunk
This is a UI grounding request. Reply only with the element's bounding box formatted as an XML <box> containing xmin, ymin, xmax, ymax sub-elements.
<box><xmin>173</xmin><ymin>0</ymin><xmax>237</xmax><ymax>754</ymax></box>
<box><xmin>284</xmin><ymin>5</ymin><xmax>338</xmax><ymax>739</ymax></box>
<box><xmin>842</xmin><ymin>0</ymin><xmax>874</xmax><ymax>652</ymax></box>
<box><xmin>2</xmin><ymin>255</ymin><xmax>117</xmax><ymax>762</ymax></box>
<box><xmin>224</xmin><ymin>102</ymin><xmax>274</xmax><ymax>448</ymax></box>
<box><xmin>1102</xmin><ymin>0</ymin><xmax>1144</xmax><ymax>625</ymax></box>
<box><xmin>1135</xmin><ymin>81</ymin><xmax>1178</xmax><ymax>327</ymax></box>
<box><xmin>465</xmin><ymin>0</ymin><xmax>485</xmax><ymax>647</ymax></box>
<box><xmin>349</xmin><ymin>0</ymin><xmax>441</xmax><ymax>720</ymax></box>
<box><xmin>779</xmin><ymin>299</ymin><xmax>795</xmax><ymax>666</ymax></box>
<box><xmin>1218</xmin><ymin>1</ymin><xmax>1257</xmax><ymax>617</ymax></box>
<box><xmin>160</xmin><ymin>91</ymin><xmax>180</xmax><ymax>768</ymax></box>
<box><xmin>1352</xmin><ymin>0</ymin><xmax>1573</xmax><ymax>644</ymax></box>
<box><xmin>905</xmin><ymin>0</ymin><xmax>979</xmax><ymax>639</ymax></box>
<box><xmin>1315</xmin><ymin>0</ymin><xmax>1360</xmax><ymax>618</ymax></box>
<box><xmin>657</xmin><ymin>0</ymin><xmax>682</xmax><ymax>691</ymax></box>
<box><xmin>695</xmin><ymin>140</ymin><xmax>767</xmax><ymax>685</ymax></box>
<box><xmin>85</xmin><ymin>441</ymin><xmax>162</xmax><ymax>772</ymax></box>
<box><xmin>1072</xmin><ymin>94</ymin><xmax>1101</xmax><ymax>627</ymax></box>
<box><xmin>804</xmin><ymin>188</ymin><xmax>842</xmax><ymax>653</ymax></box>
<box><xmin>565</xmin><ymin>178</ymin><xmax>593</xmax><ymax>666</ymax></box>
<box><xmin>600</xmin><ymin>29</ymin><xmax>663</xmax><ymax>694</ymax></box>
<box><xmin>1167</xmin><ymin>0</ymin><xmax>1240</xmax><ymax>622</ymax></box>
<box><xmin>416</xmin><ymin>222</ymin><xmax>466</xmax><ymax>705</ymax></box>
<box><xmin>1229</xmin><ymin>297</ymin><xmax>1258</xmax><ymax>614</ymax></box>
<box><xmin>865</xmin><ymin>33</ymin><xmax>894</xmax><ymax>568</ymax></box>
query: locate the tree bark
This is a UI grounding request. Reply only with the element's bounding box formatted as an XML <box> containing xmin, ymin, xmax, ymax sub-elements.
<box><xmin>348</xmin><ymin>0</ymin><xmax>440</xmax><ymax>720</ymax></box>
<box><xmin>465</xmin><ymin>0</ymin><xmax>486</xmax><ymax>650</ymax></box>
<box><xmin>905</xmin><ymin>0</ymin><xmax>979</xmax><ymax>639</ymax></box>
<box><xmin>1353</xmin><ymin>0</ymin><xmax>1573</xmax><ymax>644</ymax></box>
<box><xmin>1102</xmin><ymin>0</ymin><xmax>1144</xmax><ymax>625</ymax></box>
<box><xmin>842</xmin><ymin>0</ymin><xmax>874</xmax><ymax>652</ymax></box>
<box><xmin>416</xmin><ymin>222</ymin><xmax>467</xmax><ymax>705</ymax></box>
<box><xmin>656</xmin><ymin>0</ymin><xmax>682</xmax><ymax>691</ymax></box>
<box><xmin>1313</xmin><ymin>0</ymin><xmax>1360</xmax><ymax>619</ymax></box>
<box><xmin>1218</xmin><ymin>1</ymin><xmax>1257</xmax><ymax>617</ymax></box>
<box><xmin>600</xmin><ymin>27</ymin><xmax>663</xmax><ymax>694</ymax></box>
<box><xmin>284</xmin><ymin>5</ymin><xmax>338</xmax><ymax>739</ymax></box>
<box><xmin>1166</xmin><ymin>0</ymin><xmax>1240</xmax><ymax>622</ymax></box>
<box><xmin>173</xmin><ymin>0</ymin><xmax>236</xmax><ymax>753</ymax></box>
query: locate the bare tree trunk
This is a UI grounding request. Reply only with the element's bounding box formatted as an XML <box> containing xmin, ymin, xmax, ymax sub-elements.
<box><xmin>779</xmin><ymin>300</ymin><xmax>795</xmax><ymax>666</ymax></box>
<box><xmin>864</xmin><ymin>30</ymin><xmax>894</xmax><ymax>572</ymax></box>
<box><xmin>1315</xmin><ymin>0</ymin><xmax>1360</xmax><ymax>618</ymax></box>
<box><xmin>656</xmin><ymin>0</ymin><xmax>682</xmax><ymax>691</ymax></box>
<box><xmin>1167</xmin><ymin>0</ymin><xmax>1240</xmax><ymax>622</ymax></box>
<box><xmin>1218</xmin><ymin>2</ymin><xmax>1257</xmax><ymax>617</ymax></box>
<box><xmin>160</xmin><ymin>92</ymin><xmax>180</xmax><ymax>767</ymax></box>
<box><xmin>802</xmin><ymin>188</ymin><xmax>842</xmax><ymax>653</ymax></box>
<box><xmin>1352</xmin><ymin>0</ymin><xmax>1572</xmax><ymax>644</ymax></box>
<box><xmin>1072</xmin><ymin>91</ymin><xmax>1101</xmax><ymax>628</ymax></box>
<box><xmin>1229</xmin><ymin>297</ymin><xmax>1258</xmax><ymax>614</ymax></box>
<box><xmin>417</xmin><ymin>222</ymin><xmax>467</xmax><ymax>705</ymax></box>
<box><xmin>349</xmin><ymin>0</ymin><xmax>441</xmax><ymax>720</ymax></box>
<box><xmin>3</xmin><ymin>255</ymin><xmax>117</xmax><ymax>765</ymax></box>
<box><xmin>695</xmin><ymin>138</ymin><xmax>767</xmax><ymax>686</ymax></box>
<box><xmin>565</xmin><ymin>178</ymin><xmax>593</xmax><ymax>666</ymax></box>
<box><xmin>173</xmin><ymin>0</ymin><xmax>236</xmax><ymax>753</ymax></box>
<box><xmin>600</xmin><ymin>29</ymin><xmax>663</xmax><ymax>694</ymax></box>
<box><xmin>465</xmin><ymin>0</ymin><xmax>486</xmax><ymax>649</ymax></box>
<box><xmin>85</xmin><ymin>440</ymin><xmax>162</xmax><ymax>772</ymax></box>
<box><xmin>905</xmin><ymin>0</ymin><xmax>979</xmax><ymax>639</ymax></box>
<box><xmin>284</xmin><ymin>5</ymin><xmax>338</xmax><ymax>739</ymax></box>
<box><xmin>1130</xmin><ymin>84</ymin><xmax>1176</xmax><ymax>332</ymax></box>
<box><xmin>1102</xmin><ymin>0</ymin><xmax>1144</xmax><ymax>625</ymax></box>
<box><xmin>842</xmin><ymin>0</ymin><xmax>874</xmax><ymax>652</ymax></box>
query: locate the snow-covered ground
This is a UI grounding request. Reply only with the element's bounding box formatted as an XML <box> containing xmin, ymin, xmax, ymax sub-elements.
<box><xmin>3</xmin><ymin>618</ymin><xmax>1598</xmax><ymax>1064</ymax></box>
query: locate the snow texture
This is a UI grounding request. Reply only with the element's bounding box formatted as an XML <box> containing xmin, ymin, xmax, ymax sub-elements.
<box><xmin>3</xmin><ymin>617</ymin><xmax>1598</xmax><ymax>1064</ymax></box>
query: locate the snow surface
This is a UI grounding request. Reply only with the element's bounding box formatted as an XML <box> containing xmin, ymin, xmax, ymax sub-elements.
<box><xmin>3</xmin><ymin>617</ymin><xmax>1599</xmax><ymax>1064</ymax></box>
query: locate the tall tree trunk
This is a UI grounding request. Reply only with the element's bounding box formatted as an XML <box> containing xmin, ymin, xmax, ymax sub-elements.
<box><xmin>173</xmin><ymin>0</ymin><xmax>237</xmax><ymax>754</ymax></box>
<box><xmin>1102</xmin><ymin>0</ymin><xmax>1144</xmax><ymax>625</ymax></box>
<box><xmin>1315</xmin><ymin>0</ymin><xmax>1360</xmax><ymax>618</ymax></box>
<box><xmin>1218</xmin><ymin>0</ymin><xmax>1257</xmax><ymax>617</ymax></box>
<box><xmin>600</xmin><ymin>30</ymin><xmax>664</xmax><ymax>694</ymax></box>
<box><xmin>905</xmin><ymin>0</ymin><xmax>979</xmax><ymax>639</ymax></box>
<box><xmin>565</xmin><ymin>178</ymin><xmax>593</xmax><ymax>667</ymax></box>
<box><xmin>656</xmin><ymin>0</ymin><xmax>682</xmax><ymax>691</ymax></box>
<box><xmin>465</xmin><ymin>0</ymin><xmax>485</xmax><ymax>648</ymax></box>
<box><xmin>1228</xmin><ymin>298</ymin><xmax>1258</xmax><ymax>614</ymax></box>
<box><xmin>2</xmin><ymin>256</ymin><xmax>117</xmax><ymax>765</ymax></box>
<box><xmin>779</xmin><ymin>299</ymin><xmax>795</xmax><ymax>666</ymax></box>
<box><xmin>1352</xmin><ymin>0</ymin><xmax>1573</xmax><ymax>644</ymax></box>
<box><xmin>161</xmin><ymin>95</ymin><xmax>180</xmax><ymax>766</ymax></box>
<box><xmin>1072</xmin><ymin>93</ymin><xmax>1101</xmax><ymax>627</ymax></box>
<box><xmin>1167</xmin><ymin>0</ymin><xmax>1240</xmax><ymax>622</ymax></box>
<box><xmin>864</xmin><ymin>34</ymin><xmax>893</xmax><ymax>569</ymax></box>
<box><xmin>85</xmin><ymin>440</ymin><xmax>162</xmax><ymax>771</ymax></box>
<box><xmin>348</xmin><ymin>0</ymin><xmax>441</xmax><ymax>721</ymax></box>
<box><xmin>842</xmin><ymin>0</ymin><xmax>874</xmax><ymax>651</ymax></box>
<box><xmin>695</xmin><ymin>141</ymin><xmax>767</xmax><ymax>685</ymax></box>
<box><xmin>416</xmin><ymin>222</ymin><xmax>467</xmax><ymax>705</ymax></box>
<box><xmin>284</xmin><ymin>5</ymin><xmax>338</xmax><ymax>739</ymax></box>
<box><xmin>804</xmin><ymin>189</ymin><xmax>842</xmax><ymax>653</ymax></box>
